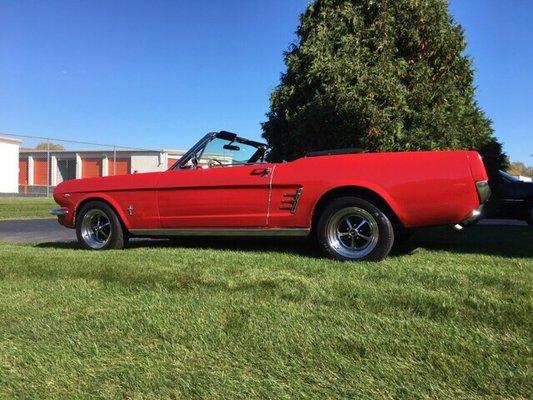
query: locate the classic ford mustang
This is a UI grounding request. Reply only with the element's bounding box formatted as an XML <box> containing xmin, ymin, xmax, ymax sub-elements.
<box><xmin>52</xmin><ymin>131</ymin><xmax>490</xmax><ymax>261</ymax></box>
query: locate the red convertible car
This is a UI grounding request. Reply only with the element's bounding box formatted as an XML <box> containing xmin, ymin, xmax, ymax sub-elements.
<box><xmin>52</xmin><ymin>131</ymin><xmax>490</xmax><ymax>261</ymax></box>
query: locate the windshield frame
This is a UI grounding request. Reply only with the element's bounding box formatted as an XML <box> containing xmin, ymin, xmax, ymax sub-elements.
<box><xmin>169</xmin><ymin>131</ymin><xmax>268</xmax><ymax>170</ymax></box>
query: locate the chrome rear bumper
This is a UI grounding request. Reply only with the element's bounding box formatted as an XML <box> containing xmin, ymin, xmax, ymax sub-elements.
<box><xmin>463</xmin><ymin>208</ymin><xmax>483</xmax><ymax>224</ymax></box>
<box><xmin>453</xmin><ymin>180</ymin><xmax>491</xmax><ymax>231</ymax></box>
<box><xmin>454</xmin><ymin>206</ymin><xmax>484</xmax><ymax>230</ymax></box>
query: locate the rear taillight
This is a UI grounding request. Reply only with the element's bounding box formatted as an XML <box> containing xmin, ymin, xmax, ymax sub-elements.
<box><xmin>475</xmin><ymin>180</ymin><xmax>491</xmax><ymax>203</ymax></box>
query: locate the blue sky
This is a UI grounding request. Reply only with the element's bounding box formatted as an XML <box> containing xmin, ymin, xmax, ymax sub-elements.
<box><xmin>1</xmin><ymin>0</ymin><xmax>531</xmax><ymax>163</ymax></box>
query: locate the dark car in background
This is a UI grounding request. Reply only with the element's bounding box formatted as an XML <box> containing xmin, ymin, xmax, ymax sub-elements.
<box><xmin>495</xmin><ymin>171</ymin><xmax>533</xmax><ymax>225</ymax></box>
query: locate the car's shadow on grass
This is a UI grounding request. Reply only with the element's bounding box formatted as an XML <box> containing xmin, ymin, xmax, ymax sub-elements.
<box><xmin>403</xmin><ymin>225</ymin><xmax>533</xmax><ymax>259</ymax></box>
<box><xmin>36</xmin><ymin>224</ymin><xmax>533</xmax><ymax>259</ymax></box>
<box><xmin>37</xmin><ymin>236</ymin><xmax>322</xmax><ymax>258</ymax></box>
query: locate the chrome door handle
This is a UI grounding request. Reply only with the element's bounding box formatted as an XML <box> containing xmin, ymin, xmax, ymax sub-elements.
<box><xmin>251</xmin><ymin>168</ymin><xmax>271</xmax><ymax>176</ymax></box>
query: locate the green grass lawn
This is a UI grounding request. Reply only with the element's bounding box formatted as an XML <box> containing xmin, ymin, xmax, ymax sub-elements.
<box><xmin>0</xmin><ymin>197</ymin><xmax>56</xmax><ymax>220</ymax></box>
<box><xmin>0</xmin><ymin>226</ymin><xmax>531</xmax><ymax>399</ymax></box>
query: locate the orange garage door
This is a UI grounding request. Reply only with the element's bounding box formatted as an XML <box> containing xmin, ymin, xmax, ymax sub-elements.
<box><xmin>167</xmin><ymin>158</ymin><xmax>177</xmax><ymax>168</ymax></box>
<box><xmin>19</xmin><ymin>159</ymin><xmax>28</xmax><ymax>185</ymax></box>
<box><xmin>109</xmin><ymin>158</ymin><xmax>130</xmax><ymax>176</ymax></box>
<box><xmin>34</xmin><ymin>159</ymin><xmax>49</xmax><ymax>186</ymax></box>
<box><xmin>82</xmin><ymin>158</ymin><xmax>102</xmax><ymax>179</ymax></box>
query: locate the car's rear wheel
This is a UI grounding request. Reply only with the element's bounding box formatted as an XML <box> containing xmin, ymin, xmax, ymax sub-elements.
<box><xmin>316</xmin><ymin>197</ymin><xmax>394</xmax><ymax>261</ymax></box>
<box><xmin>76</xmin><ymin>201</ymin><xmax>125</xmax><ymax>250</ymax></box>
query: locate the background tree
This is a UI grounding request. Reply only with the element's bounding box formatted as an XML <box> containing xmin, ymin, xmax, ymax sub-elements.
<box><xmin>263</xmin><ymin>0</ymin><xmax>507</xmax><ymax>182</ymax></box>
<box><xmin>507</xmin><ymin>161</ymin><xmax>533</xmax><ymax>177</ymax></box>
<box><xmin>35</xmin><ymin>142</ymin><xmax>65</xmax><ymax>151</ymax></box>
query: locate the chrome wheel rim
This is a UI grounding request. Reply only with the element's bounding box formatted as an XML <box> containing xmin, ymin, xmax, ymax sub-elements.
<box><xmin>81</xmin><ymin>209</ymin><xmax>112</xmax><ymax>249</ymax></box>
<box><xmin>326</xmin><ymin>207</ymin><xmax>379</xmax><ymax>259</ymax></box>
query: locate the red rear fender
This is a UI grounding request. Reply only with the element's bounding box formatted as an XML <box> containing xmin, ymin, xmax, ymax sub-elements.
<box><xmin>467</xmin><ymin>151</ymin><xmax>489</xmax><ymax>182</ymax></box>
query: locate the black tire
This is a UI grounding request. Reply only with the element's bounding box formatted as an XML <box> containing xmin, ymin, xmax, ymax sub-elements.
<box><xmin>525</xmin><ymin>202</ymin><xmax>533</xmax><ymax>226</ymax></box>
<box><xmin>76</xmin><ymin>201</ymin><xmax>126</xmax><ymax>250</ymax></box>
<box><xmin>316</xmin><ymin>196</ymin><xmax>394</xmax><ymax>261</ymax></box>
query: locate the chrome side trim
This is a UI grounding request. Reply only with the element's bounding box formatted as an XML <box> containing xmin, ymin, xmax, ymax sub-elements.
<box><xmin>265</xmin><ymin>165</ymin><xmax>276</xmax><ymax>226</ymax></box>
<box><xmin>129</xmin><ymin>228</ymin><xmax>310</xmax><ymax>237</ymax></box>
<box><xmin>292</xmin><ymin>187</ymin><xmax>303</xmax><ymax>213</ymax></box>
<box><xmin>51</xmin><ymin>207</ymin><xmax>69</xmax><ymax>216</ymax></box>
<box><xmin>279</xmin><ymin>187</ymin><xmax>304</xmax><ymax>214</ymax></box>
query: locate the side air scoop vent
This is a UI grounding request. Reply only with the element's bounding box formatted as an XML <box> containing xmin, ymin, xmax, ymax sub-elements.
<box><xmin>279</xmin><ymin>187</ymin><xmax>303</xmax><ymax>214</ymax></box>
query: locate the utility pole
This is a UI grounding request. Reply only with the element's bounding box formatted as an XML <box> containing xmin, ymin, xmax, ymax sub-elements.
<box><xmin>46</xmin><ymin>138</ymin><xmax>50</xmax><ymax>197</ymax></box>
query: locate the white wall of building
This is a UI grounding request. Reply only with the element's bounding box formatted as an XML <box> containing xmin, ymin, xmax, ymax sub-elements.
<box><xmin>131</xmin><ymin>153</ymin><xmax>166</xmax><ymax>173</ymax></box>
<box><xmin>0</xmin><ymin>136</ymin><xmax>22</xmax><ymax>193</ymax></box>
<box><xmin>516</xmin><ymin>175</ymin><xmax>533</xmax><ymax>183</ymax></box>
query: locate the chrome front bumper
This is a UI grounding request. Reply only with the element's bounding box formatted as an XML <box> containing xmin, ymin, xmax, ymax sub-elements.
<box><xmin>51</xmin><ymin>207</ymin><xmax>69</xmax><ymax>216</ymax></box>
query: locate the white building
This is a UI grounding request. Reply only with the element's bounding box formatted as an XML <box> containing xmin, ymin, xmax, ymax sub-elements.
<box><xmin>18</xmin><ymin>148</ymin><xmax>185</xmax><ymax>195</ymax></box>
<box><xmin>0</xmin><ymin>136</ymin><xmax>22</xmax><ymax>194</ymax></box>
<box><xmin>515</xmin><ymin>175</ymin><xmax>532</xmax><ymax>183</ymax></box>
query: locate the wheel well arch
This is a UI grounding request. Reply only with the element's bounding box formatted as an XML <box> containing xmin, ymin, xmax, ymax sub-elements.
<box><xmin>311</xmin><ymin>186</ymin><xmax>403</xmax><ymax>230</ymax></box>
<box><xmin>75</xmin><ymin>196</ymin><xmax>129</xmax><ymax>231</ymax></box>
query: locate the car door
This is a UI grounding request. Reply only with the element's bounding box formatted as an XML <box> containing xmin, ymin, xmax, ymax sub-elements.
<box><xmin>157</xmin><ymin>164</ymin><xmax>273</xmax><ymax>228</ymax></box>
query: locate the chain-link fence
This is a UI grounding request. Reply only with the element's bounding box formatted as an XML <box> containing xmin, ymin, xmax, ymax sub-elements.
<box><xmin>0</xmin><ymin>133</ymin><xmax>185</xmax><ymax>197</ymax></box>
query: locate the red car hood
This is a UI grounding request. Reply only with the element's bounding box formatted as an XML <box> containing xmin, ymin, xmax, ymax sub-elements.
<box><xmin>54</xmin><ymin>171</ymin><xmax>162</xmax><ymax>195</ymax></box>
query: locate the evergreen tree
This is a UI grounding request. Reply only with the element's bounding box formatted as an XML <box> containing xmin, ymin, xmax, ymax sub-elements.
<box><xmin>263</xmin><ymin>0</ymin><xmax>506</xmax><ymax>180</ymax></box>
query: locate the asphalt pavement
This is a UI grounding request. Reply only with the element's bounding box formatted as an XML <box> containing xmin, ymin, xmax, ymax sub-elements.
<box><xmin>0</xmin><ymin>218</ymin><xmax>527</xmax><ymax>244</ymax></box>
<box><xmin>0</xmin><ymin>218</ymin><xmax>75</xmax><ymax>243</ymax></box>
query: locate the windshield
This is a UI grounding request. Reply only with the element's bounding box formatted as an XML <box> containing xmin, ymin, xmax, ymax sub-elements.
<box><xmin>499</xmin><ymin>170</ymin><xmax>520</xmax><ymax>182</ymax></box>
<box><xmin>174</xmin><ymin>132</ymin><xmax>266</xmax><ymax>170</ymax></box>
<box><xmin>197</xmin><ymin>137</ymin><xmax>261</xmax><ymax>167</ymax></box>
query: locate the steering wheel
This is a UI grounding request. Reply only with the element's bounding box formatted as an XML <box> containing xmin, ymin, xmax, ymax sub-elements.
<box><xmin>208</xmin><ymin>158</ymin><xmax>225</xmax><ymax>167</ymax></box>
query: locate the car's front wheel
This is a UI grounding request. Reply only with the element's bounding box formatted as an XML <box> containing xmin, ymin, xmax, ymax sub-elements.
<box><xmin>316</xmin><ymin>196</ymin><xmax>394</xmax><ymax>261</ymax></box>
<box><xmin>76</xmin><ymin>201</ymin><xmax>126</xmax><ymax>250</ymax></box>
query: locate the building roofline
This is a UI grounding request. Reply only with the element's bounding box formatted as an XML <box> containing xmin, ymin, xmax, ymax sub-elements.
<box><xmin>20</xmin><ymin>149</ymin><xmax>185</xmax><ymax>154</ymax></box>
<box><xmin>0</xmin><ymin>136</ymin><xmax>23</xmax><ymax>145</ymax></box>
